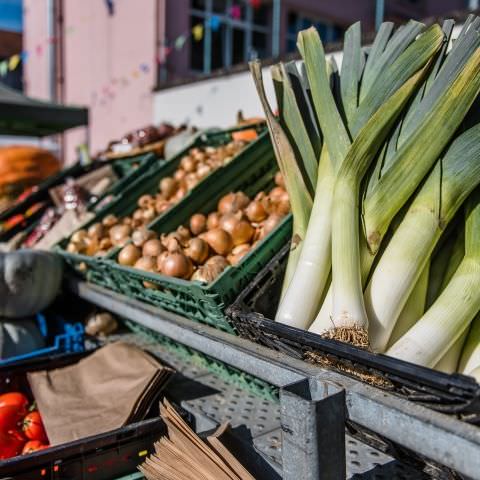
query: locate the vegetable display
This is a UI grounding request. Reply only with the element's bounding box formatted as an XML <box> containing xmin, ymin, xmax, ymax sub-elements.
<box><xmin>0</xmin><ymin>391</ymin><xmax>49</xmax><ymax>459</ymax></box>
<box><xmin>66</xmin><ymin>139</ymin><xmax>251</xmax><ymax>258</ymax></box>
<box><xmin>252</xmin><ymin>15</ymin><xmax>480</xmax><ymax>378</ymax></box>
<box><xmin>115</xmin><ymin>175</ymin><xmax>289</xmax><ymax>283</ymax></box>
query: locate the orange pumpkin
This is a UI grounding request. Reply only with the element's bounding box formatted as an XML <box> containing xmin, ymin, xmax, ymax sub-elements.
<box><xmin>0</xmin><ymin>146</ymin><xmax>60</xmax><ymax>191</ymax></box>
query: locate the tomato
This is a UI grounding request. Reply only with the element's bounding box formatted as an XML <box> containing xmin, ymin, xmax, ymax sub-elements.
<box><xmin>0</xmin><ymin>405</ymin><xmax>24</xmax><ymax>432</ymax></box>
<box><xmin>0</xmin><ymin>392</ymin><xmax>29</xmax><ymax>416</ymax></box>
<box><xmin>23</xmin><ymin>411</ymin><xmax>48</xmax><ymax>443</ymax></box>
<box><xmin>0</xmin><ymin>430</ymin><xmax>25</xmax><ymax>459</ymax></box>
<box><xmin>22</xmin><ymin>440</ymin><xmax>49</xmax><ymax>454</ymax></box>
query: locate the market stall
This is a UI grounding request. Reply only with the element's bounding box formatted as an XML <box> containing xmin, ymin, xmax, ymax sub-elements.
<box><xmin>2</xmin><ymin>13</ymin><xmax>480</xmax><ymax>480</ymax></box>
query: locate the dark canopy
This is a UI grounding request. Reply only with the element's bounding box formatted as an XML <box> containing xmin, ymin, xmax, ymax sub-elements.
<box><xmin>0</xmin><ymin>83</ymin><xmax>88</xmax><ymax>136</ymax></box>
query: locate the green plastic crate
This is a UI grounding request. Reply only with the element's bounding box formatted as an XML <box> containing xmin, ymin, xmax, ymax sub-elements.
<box><xmin>55</xmin><ymin>125</ymin><xmax>266</xmax><ymax>288</ymax></box>
<box><xmin>124</xmin><ymin>319</ymin><xmax>279</xmax><ymax>402</ymax></box>
<box><xmin>103</xmin><ymin>133</ymin><xmax>292</xmax><ymax>332</ymax></box>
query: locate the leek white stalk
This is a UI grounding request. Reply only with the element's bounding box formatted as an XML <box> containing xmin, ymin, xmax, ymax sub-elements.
<box><xmin>434</xmin><ymin>333</ymin><xmax>467</xmax><ymax>374</ymax></box>
<box><xmin>387</xmin><ymin>190</ymin><xmax>480</xmax><ymax>367</ymax></box>
<box><xmin>366</xmin><ymin>122</ymin><xmax>480</xmax><ymax>352</ymax></box>
<box><xmin>459</xmin><ymin>313</ymin><xmax>480</xmax><ymax>378</ymax></box>
<box><xmin>330</xmin><ymin>69</ymin><xmax>427</xmax><ymax>336</ymax></box>
<box><xmin>275</xmin><ymin>146</ymin><xmax>335</xmax><ymax>328</ymax></box>
<box><xmin>387</xmin><ymin>262</ymin><xmax>430</xmax><ymax>348</ymax></box>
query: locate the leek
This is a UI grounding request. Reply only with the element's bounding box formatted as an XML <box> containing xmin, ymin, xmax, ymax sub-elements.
<box><xmin>459</xmin><ymin>313</ymin><xmax>480</xmax><ymax>379</ymax></box>
<box><xmin>367</xmin><ymin>124</ymin><xmax>480</xmax><ymax>352</ymax></box>
<box><xmin>250</xmin><ymin>61</ymin><xmax>313</xmax><ymax>292</ymax></box>
<box><xmin>387</xmin><ymin>189</ymin><xmax>480</xmax><ymax>367</ymax></box>
<box><xmin>275</xmin><ymin>23</ymin><xmax>440</xmax><ymax>329</ymax></box>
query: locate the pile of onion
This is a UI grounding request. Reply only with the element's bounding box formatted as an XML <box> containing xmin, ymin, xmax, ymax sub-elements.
<box><xmin>113</xmin><ymin>172</ymin><xmax>290</xmax><ymax>285</ymax></box>
<box><xmin>66</xmin><ymin>139</ymin><xmax>251</xmax><ymax>257</ymax></box>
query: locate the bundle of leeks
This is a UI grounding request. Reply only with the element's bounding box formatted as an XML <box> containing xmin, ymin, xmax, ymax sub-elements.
<box><xmin>252</xmin><ymin>15</ymin><xmax>480</xmax><ymax>380</ymax></box>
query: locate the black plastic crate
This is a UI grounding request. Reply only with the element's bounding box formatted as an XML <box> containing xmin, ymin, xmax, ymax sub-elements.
<box><xmin>0</xmin><ymin>351</ymin><xmax>165</xmax><ymax>480</ymax></box>
<box><xmin>226</xmin><ymin>243</ymin><xmax>480</xmax><ymax>423</ymax></box>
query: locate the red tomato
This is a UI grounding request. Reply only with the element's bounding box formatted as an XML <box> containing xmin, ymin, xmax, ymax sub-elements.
<box><xmin>0</xmin><ymin>392</ymin><xmax>29</xmax><ymax>416</ymax></box>
<box><xmin>0</xmin><ymin>430</ymin><xmax>25</xmax><ymax>459</ymax></box>
<box><xmin>0</xmin><ymin>405</ymin><xmax>24</xmax><ymax>432</ymax></box>
<box><xmin>23</xmin><ymin>411</ymin><xmax>48</xmax><ymax>443</ymax></box>
<box><xmin>22</xmin><ymin>440</ymin><xmax>49</xmax><ymax>454</ymax></box>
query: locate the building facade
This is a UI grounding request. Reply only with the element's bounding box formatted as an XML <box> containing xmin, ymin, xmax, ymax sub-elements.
<box><xmin>23</xmin><ymin>0</ymin><xmax>470</xmax><ymax>163</ymax></box>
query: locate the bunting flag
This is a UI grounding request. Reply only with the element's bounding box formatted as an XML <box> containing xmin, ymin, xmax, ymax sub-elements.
<box><xmin>175</xmin><ymin>34</ymin><xmax>187</xmax><ymax>50</ymax></box>
<box><xmin>0</xmin><ymin>61</ymin><xmax>8</xmax><ymax>77</ymax></box>
<box><xmin>210</xmin><ymin>15</ymin><xmax>221</xmax><ymax>31</ymax></box>
<box><xmin>8</xmin><ymin>54</ymin><xmax>20</xmax><ymax>71</ymax></box>
<box><xmin>192</xmin><ymin>23</ymin><xmax>204</xmax><ymax>41</ymax></box>
<box><xmin>230</xmin><ymin>4</ymin><xmax>242</xmax><ymax>20</ymax></box>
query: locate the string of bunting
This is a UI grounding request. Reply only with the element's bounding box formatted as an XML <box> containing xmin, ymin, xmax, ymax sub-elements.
<box><xmin>1</xmin><ymin>0</ymin><xmax>262</xmax><ymax>104</ymax></box>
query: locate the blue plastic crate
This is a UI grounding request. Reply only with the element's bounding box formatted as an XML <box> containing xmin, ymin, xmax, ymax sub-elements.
<box><xmin>0</xmin><ymin>313</ymin><xmax>85</xmax><ymax>366</ymax></box>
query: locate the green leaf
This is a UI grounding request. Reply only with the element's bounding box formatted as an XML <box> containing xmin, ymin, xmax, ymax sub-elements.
<box><xmin>297</xmin><ymin>27</ymin><xmax>351</xmax><ymax>171</ymax></box>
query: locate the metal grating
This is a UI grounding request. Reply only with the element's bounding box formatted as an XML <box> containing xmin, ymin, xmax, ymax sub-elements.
<box><xmin>105</xmin><ymin>332</ymin><xmax>429</xmax><ymax>479</ymax></box>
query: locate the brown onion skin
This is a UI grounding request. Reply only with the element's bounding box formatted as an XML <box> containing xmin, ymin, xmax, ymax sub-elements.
<box><xmin>274</xmin><ymin>171</ymin><xmax>285</xmax><ymax>189</ymax></box>
<box><xmin>207</xmin><ymin>212</ymin><xmax>221</xmax><ymax>230</ymax></box>
<box><xmin>261</xmin><ymin>214</ymin><xmax>283</xmax><ymax>239</ymax></box>
<box><xmin>132</xmin><ymin>228</ymin><xmax>156</xmax><ymax>247</ymax></box>
<box><xmin>87</xmin><ymin>223</ymin><xmax>105</xmax><ymax>239</ymax></box>
<box><xmin>102</xmin><ymin>214</ymin><xmax>118</xmax><ymax>228</ymax></box>
<box><xmin>219</xmin><ymin>212</ymin><xmax>242</xmax><ymax>235</ymax></box>
<box><xmin>159</xmin><ymin>177</ymin><xmax>178</xmax><ymax>198</ymax></box>
<box><xmin>231</xmin><ymin>220</ymin><xmax>254</xmax><ymax>246</ymax></box>
<box><xmin>160</xmin><ymin>252</ymin><xmax>193</xmax><ymax>279</ymax></box>
<box><xmin>185</xmin><ymin>237</ymin><xmax>209</xmax><ymax>264</ymax></box>
<box><xmin>134</xmin><ymin>256</ymin><xmax>157</xmax><ymax>272</ymax></box>
<box><xmin>142</xmin><ymin>239</ymin><xmax>165</xmax><ymax>257</ymax></box>
<box><xmin>190</xmin><ymin>213</ymin><xmax>207</xmax><ymax>235</ymax></box>
<box><xmin>245</xmin><ymin>200</ymin><xmax>267</xmax><ymax>223</ymax></box>
<box><xmin>118</xmin><ymin>244</ymin><xmax>141</xmax><ymax>266</ymax></box>
<box><xmin>204</xmin><ymin>228</ymin><xmax>233</xmax><ymax>255</ymax></box>
<box><xmin>218</xmin><ymin>192</ymin><xmax>250</xmax><ymax>214</ymax></box>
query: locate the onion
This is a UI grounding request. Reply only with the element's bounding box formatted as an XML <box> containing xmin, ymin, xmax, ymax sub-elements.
<box><xmin>71</xmin><ymin>229</ymin><xmax>88</xmax><ymax>244</ymax></box>
<box><xmin>66</xmin><ymin>242</ymin><xmax>80</xmax><ymax>254</ymax></box>
<box><xmin>207</xmin><ymin>212</ymin><xmax>221</xmax><ymax>230</ymax></box>
<box><xmin>193</xmin><ymin>151</ymin><xmax>206</xmax><ymax>163</ymax></box>
<box><xmin>269</xmin><ymin>186</ymin><xmax>286</xmax><ymax>201</ymax></box>
<box><xmin>134</xmin><ymin>256</ymin><xmax>157</xmax><ymax>272</ymax></box>
<box><xmin>231</xmin><ymin>220</ymin><xmax>254</xmax><ymax>246</ymax></box>
<box><xmin>142</xmin><ymin>239</ymin><xmax>165</xmax><ymax>257</ymax></box>
<box><xmin>99</xmin><ymin>238</ymin><xmax>112</xmax><ymax>250</ymax></box>
<box><xmin>246</xmin><ymin>200</ymin><xmax>267</xmax><ymax>223</ymax></box>
<box><xmin>155</xmin><ymin>200</ymin><xmax>172</xmax><ymax>214</ymax></box>
<box><xmin>184</xmin><ymin>173</ymin><xmax>199</xmax><ymax>190</ymax></box>
<box><xmin>192</xmin><ymin>257</ymin><xmax>228</xmax><ymax>283</ymax></box>
<box><xmin>206</xmin><ymin>255</ymin><xmax>229</xmax><ymax>269</ymax></box>
<box><xmin>156</xmin><ymin>251</ymin><xmax>169</xmax><ymax>271</ymax></box>
<box><xmin>176</xmin><ymin>225</ymin><xmax>191</xmax><ymax>243</ymax></box>
<box><xmin>190</xmin><ymin>213</ymin><xmax>207</xmax><ymax>235</ymax></box>
<box><xmin>87</xmin><ymin>223</ymin><xmax>105</xmax><ymax>239</ymax></box>
<box><xmin>204</xmin><ymin>228</ymin><xmax>233</xmax><ymax>255</ymax></box>
<box><xmin>142</xmin><ymin>206</ymin><xmax>156</xmax><ymax>222</ymax></box>
<box><xmin>218</xmin><ymin>192</ymin><xmax>250</xmax><ymax>214</ymax></box>
<box><xmin>274</xmin><ymin>171</ymin><xmax>285</xmax><ymax>189</ymax></box>
<box><xmin>174</xmin><ymin>169</ymin><xmax>187</xmax><ymax>182</ymax></box>
<box><xmin>160</xmin><ymin>252</ymin><xmax>193</xmax><ymax>279</ymax></box>
<box><xmin>122</xmin><ymin>217</ymin><xmax>133</xmax><ymax>226</ymax></box>
<box><xmin>173</xmin><ymin>187</ymin><xmax>187</xmax><ymax>202</ymax></box>
<box><xmin>196</xmin><ymin>163</ymin><xmax>212</xmax><ymax>179</ymax></box>
<box><xmin>102</xmin><ymin>214</ymin><xmax>118</xmax><ymax>228</ymax></box>
<box><xmin>180</xmin><ymin>155</ymin><xmax>197</xmax><ymax>173</ymax></box>
<box><xmin>118</xmin><ymin>244</ymin><xmax>141</xmax><ymax>266</ymax></box>
<box><xmin>185</xmin><ymin>237</ymin><xmax>209</xmax><ymax>264</ymax></box>
<box><xmin>133</xmin><ymin>209</ymin><xmax>144</xmax><ymax>221</ymax></box>
<box><xmin>110</xmin><ymin>224</ymin><xmax>132</xmax><ymax>245</ymax></box>
<box><xmin>219</xmin><ymin>212</ymin><xmax>242</xmax><ymax>235</ymax></box>
<box><xmin>261</xmin><ymin>214</ymin><xmax>283</xmax><ymax>239</ymax></box>
<box><xmin>159</xmin><ymin>177</ymin><xmax>178</xmax><ymax>198</ymax></box>
<box><xmin>227</xmin><ymin>243</ymin><xmax>251</xmax><ymax>266</ymax></box>
<box><xmin>132</xmin><ymin>228</ymin><xmax>156</xmax><ymax>247</ymax></box>
<box><xmin>138</xmin><ymin>194</ymin><xmax>154</xmax><ymax>209</ymax></box>
<box><xmin>165</xmin><ymin>235</ymin><xmax>183</xmax><ymax>253</ymax></box>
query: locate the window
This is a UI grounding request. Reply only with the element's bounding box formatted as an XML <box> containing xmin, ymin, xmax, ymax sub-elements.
<box><xmin>190</xmin><ymin>0</ymin><xmax>271</xmax><ymax>74</ymax></box>
<box><xmin>286</xmin><ymin>12</ymin><xmax>343</xmax><ymax>53</ymax></box>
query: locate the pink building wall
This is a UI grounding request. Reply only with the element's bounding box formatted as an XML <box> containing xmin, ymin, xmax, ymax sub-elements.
<box><xmin>23</xmin><ymin>0</ymin><xmax>162</xmax><ymax>164</ymax></box>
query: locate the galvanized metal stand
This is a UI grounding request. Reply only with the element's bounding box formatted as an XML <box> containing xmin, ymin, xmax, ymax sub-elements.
<box><xmin>69</xmin><ymin>278</ymin><xmax>480</xmax><ymax>480</ymax></box>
